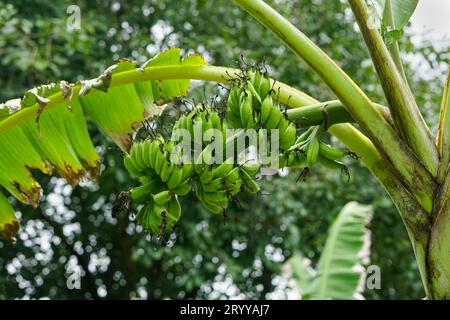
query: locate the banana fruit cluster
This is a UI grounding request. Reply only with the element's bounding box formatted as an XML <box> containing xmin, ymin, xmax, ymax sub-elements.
<box><xmin>289</xmin><ymin>125</ymin><xmax>349</xmax><ymax>177</ymax></box>
<box><xmin>115</xmin><ymin>106</ymin><xmax>261</xmax><ymax>235</ymax></box>
<box><xmin>227</xmin><ymin>70</ymin><xmax>304</xmax><ymax>167</ymax></box>
<box><xmin>115</xmin><ymin>69</ymin><xmax>353</xmax><ymax>237</ymax></box>
<box><xmin>227</xmin><ymin>71</ymin><xmax>295</xmax><ymax>150</ymax></box>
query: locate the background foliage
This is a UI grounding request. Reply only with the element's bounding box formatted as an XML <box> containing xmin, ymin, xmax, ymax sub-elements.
<box><xmin>0</xmin><ymin>0</ymin><xmax>448</xmax><ymax>299</ymax></box>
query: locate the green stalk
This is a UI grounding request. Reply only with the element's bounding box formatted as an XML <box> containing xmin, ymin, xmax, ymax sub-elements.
<box><xmin>436</xmin><ymin>64</ymin><xmax>450</xmax><ymax>182</ymax></box>
<box><xmin>233</xmin><ymin>0</ymin><xmax>436</xmax><ymax>210</ymax></box>
<box><xmin>0</xmin><ymin>65</ymin><xmax>354</xmax><ymax>134</ymax></box>
<box><xmin>286</xmin><ymin>100</ymin><xmax>392</xmax><ymax>127</ymax></box>
<box><xmin>349</xmin><ymin>0</ymin><xmax>439</xmax><ymax>176</ymax></box>
<box><xmin>0</xmin><ymin>63</ymin><xmax>390</xmax><ymax>195</ymax></box>
<box><xmin>0</xmin><ymin>60</ymin><xmax>433</xmax><ymax>208</ymax></box>
<box><xmin>287</xmin><ymin>100</ymin><xmax>354</xmax><ymax>127</ymax></box>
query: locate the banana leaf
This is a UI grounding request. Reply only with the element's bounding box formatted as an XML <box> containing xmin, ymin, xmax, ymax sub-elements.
<box><xmin>287</xmin><ymin>202</ymin><xmax>372</xmax><ymax>300</ymax></box>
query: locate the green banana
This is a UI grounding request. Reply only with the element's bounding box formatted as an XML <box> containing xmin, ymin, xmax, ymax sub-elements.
<box><xmin>225</xmin><ymin>167</ymin><xmax>240</xmax><ymax>183</ymax></box>
<box><xmin>278</xmin><ymin>154</ymin><xmax>287</xmax><ymax>168</ymax></box>
<box><xmin>131</xmin><ymin>142</ymin><xmax>146</xmax><ymax>170</ymax></box>
<box><xmin>195</xmin><ymin>182</ymin><xmax>223</xmax><ymax>214</ymax></box>
<box><xmin>135</xmin><ymin>204</ymin><xmax>151</xmax><ymax>231</ymax></box>
<box><xmin>167</xmin><ymin>195</ymin><xmax>182</xmax><ymax>224</ymax></box>
<box><xmin>318</xmin><ymin>141</ymin><xmax>346</xmax><ymax>161</ymax></box>
<box><xmin>181</xmin><ymin>163</ymin><xmax>194</xmax><ymax>181</ymax></box>
<box><xmin>239</xmin><ymin>92</ymin><xmax>254</xmax><ymax>129</ymax></box>
<box><xmin>225</xmin><ymin>179</ymin><xmax>243</xmax><ymax>196</ymax></box>
<box><xmin>201</xmin><ymin>111</ymin><xmax>214</xmax><ymax>136</ymax></box>
<box><xmin>148</xmin><ymin>140</ymin><xmax>159</xmax><ymax>169</ymax></box>
<box><xmin>199</xmin><ymin>167</ymin><xmax>214</xmax><ymax>184</ymax></box>
<box><xmin>209</xmin><ymin>111</ymin><xmax>222</xmax><ymax>130</ymax></box>
<box><xmin>240</xmin><ymin>169</ymin><xmax>260</xmax><ymax>194</ymax></box>
<box><xmin>265</xmin><ymin>106</ymin><xmax>282</xmax><ymax>130</ymax></box>
<box><xmin>167</xmin><ymin>166</ymin><xmax>183</xmax><ymax>189</ymax></box>
<box><xmin>258</xmin><ymin>77</ymin><xmax>271</xmax><ymax>101</ymax></box>
<box><xmin>242</xmin><ymin>162</ymin><xmax>260</xmax><ymax>177</ymax></box>
<box><xmin>142</xmin><ymin>140</ymin><xmax>152</xmax><ymax>167</ymax></box>
<box><xmin>130</xmin><ymin>178</ymin><xmax>164</xmax><ymax>203</ymax></box>
<box><xmin>246</xmin><ymin>81</ymin><xmax>262</xmax><ymax>106</ymax></box>
<box><xmin>294</xmin><ymin>127</ymin><xmax>314</xmax><ymax>145</ymax></box>
<box><xmin>203</xmin><ymin>177</ymin><xmax>223</xmax><ymax>192</ymax></box>
<box><xmin>280</xmin><ymin>123</ymin><xmax>296</xmax><ymax>151</ymax></box>
<box><xmin>124</xmin><ymin>155</ymin><xmax>142</xmax><ymax>177</ymax></box>
<box><xmin>160</xmin><ymin>161</ymin><xmax>174</xmax><ymax>183</ymax></box>
<box><xmin>306</xmin><ymin>137</ymin><xmax>320</xmax><ymax>167</ymax></box>
<box><xmin>197</xmin><ymin>144</ymin><xmax>213</xmax><ymax>165</ymax></box>
<box><xmin>260</xmin><ymin>96</ymin><xmax>273</xmax><ymax>125</ymax></box>
<box><xmin>203</xmin><ymin>190</ymin><xmax>229</xmax><ymax>207</ymax></box>
<box><xmin>227</xmin><ymin>87</ymin><xmax>241</xmax><ymax>112</ymax></box>
<box><xmin>154</xmin><ymin>149</ymin><xmax>166</xmax><ymax>176</ymax></box>
<box><xmin>173</xmin><ymin>179</ymin><xmax>192</xmax><ymax>196</ymax></box>
<box><xmin>149</xmin><ymin>204</ymin><xmax>163</xmax><ymax>234</ymax></box>
<box><xmin>287</xmin><ymin>152</ymin><xmax>297</xmax><ymax>166</ymax></box>
<box><xmin>211</xmin><ymin>162</ymin><xmax>234</xmax><ymax>179</ymax></box>
<box><xmin>152</xmin><ymin>190</ymin><xmax>172</xmax><ymax>206</ymax></box>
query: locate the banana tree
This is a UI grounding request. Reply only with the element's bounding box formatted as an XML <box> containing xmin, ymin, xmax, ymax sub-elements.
<box><xmin>0</xmin><ymin>0</ymin><xmax>449</xmax><ymax>299</ymax></box>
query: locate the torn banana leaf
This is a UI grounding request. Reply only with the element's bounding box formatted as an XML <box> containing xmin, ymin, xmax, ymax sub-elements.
<box><xmin>79</xmin><ymin>49</ymin><xmax>205</xmax><ymax>151</ymax></box>
<box><xmin>0</xmin><ymin>48</ymin><xmax>205</xmax><ymax>243</ymax></box>
<box><xmin>0</xmin><ymin>191</ymin><xmax>19</xmax><ymax>244</ymax></box>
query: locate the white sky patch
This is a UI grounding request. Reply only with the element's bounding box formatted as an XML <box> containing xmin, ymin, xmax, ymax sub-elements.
<box><xmin>410</xmin><ymin>0</ymin><xmax>450</xmax><ymax>40</ymax></box>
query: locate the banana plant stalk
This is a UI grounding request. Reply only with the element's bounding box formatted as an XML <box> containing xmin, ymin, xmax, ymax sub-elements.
<box><xmin>233</xmin><ymin>0</ymin><xmax>450</xmax><ymax>299</ymax></box>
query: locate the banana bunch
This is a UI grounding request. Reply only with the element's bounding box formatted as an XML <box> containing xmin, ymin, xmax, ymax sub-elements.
<box><xmin>226</xmin><ymin>71</ymin><xmax>296</xmax><ymax>153</ymax></box>
<box><xmin>173</xmin><ymin>105</ymin><xmax>223</xmax><ymax>146</ymax></box>
<box><xmin>193</xmin><ymin>160</ymin><xmax>261</xmax><ymax>214</ymax></box>
<box><xmin>288</xmin><ymin>125</ymin><xmax>349</xmax><ymax>178</ymax></box>
<box><xmin>135</xmin><ymin>191</ymin><xmax>181</xmax><ymax>234</ymax></box>
<box><xmin>123</xmin><ymin>136</ymin><xmax>193</xmax><ymax>196</ymax></box>
<box><xmin>118</xmin><ymin>136</ymin><xmax>193</xmax><ymax>234</ymax></box>
<box><xmin>116</xmin><ymin>104</ymin><xmax>263</xmax><ymax>234</ymax></box>
<box><xmin>115</xmin><ymin>69</ymin><xmax>356</xmax><ymax>238</ymax></box>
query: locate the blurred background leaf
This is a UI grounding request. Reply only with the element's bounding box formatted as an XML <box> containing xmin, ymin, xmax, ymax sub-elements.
<box><xmin>286</xmin><ymin>202</ymin><xmax>372</xmax><ymax>300</ymax></box>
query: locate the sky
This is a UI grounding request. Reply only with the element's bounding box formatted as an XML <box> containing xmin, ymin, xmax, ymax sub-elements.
<box><xmin>410</xmin><ymin>0</ymin><xmax>450</xmax><ymax>40</ymax></box>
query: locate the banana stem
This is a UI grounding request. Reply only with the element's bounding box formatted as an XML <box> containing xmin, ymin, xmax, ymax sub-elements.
<box><xmin>349</xmin><ymin>0</ymin><xmax>439</xmax><ymax>176</ymax></box>
<box><xmin>0</xmin><ymin>62</ymin><xmax>432</xmax><ymax>207</ymax></box>
<box><xmin>286</xmin><ymin>100</ymin><xmax>392</xmax><ymax>127</ymax></box>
